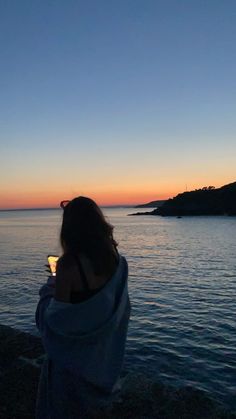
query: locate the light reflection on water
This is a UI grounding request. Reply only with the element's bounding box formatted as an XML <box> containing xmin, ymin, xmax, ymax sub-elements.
<box><xmin>0</xmin><ymin>208</ymin><xmax>235</xmax><ymax>410</ymax></box>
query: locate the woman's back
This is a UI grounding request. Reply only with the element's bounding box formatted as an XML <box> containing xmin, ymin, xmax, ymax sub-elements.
<box><xmin>70</xmin><ymin>251</ymin><xmax>119</xmax><ymax>303</ymax></box>
<box><xmin>54</xmin><ymin>248</ymin><xmax>119</xmax><ymax>304</ymax></box>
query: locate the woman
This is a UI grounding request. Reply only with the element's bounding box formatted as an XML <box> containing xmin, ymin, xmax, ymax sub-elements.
<box><xmin>35</xmin><ymin>197</ymin><xmax>131</xmax><ymax>418</ymax></box>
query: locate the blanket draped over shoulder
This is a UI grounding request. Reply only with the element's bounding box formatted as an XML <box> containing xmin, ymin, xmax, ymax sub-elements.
<box><xmin>35</xmin><ymin>255</ymin><xmax>130</xmax><ymax>419</ymax></box>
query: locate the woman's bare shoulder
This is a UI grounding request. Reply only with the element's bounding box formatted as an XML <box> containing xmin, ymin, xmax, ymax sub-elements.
<box><xmin>55</xmin><ymin>254</ymin><xmax>83</xmax><ymax>301</ymax></box>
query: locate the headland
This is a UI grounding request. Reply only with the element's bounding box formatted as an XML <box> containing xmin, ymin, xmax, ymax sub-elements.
<box><xmin>130</xmin><ymin>182</ymin><xmax>236</xmax><ymax>216</ymax></box>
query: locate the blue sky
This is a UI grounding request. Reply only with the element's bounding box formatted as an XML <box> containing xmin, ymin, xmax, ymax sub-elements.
<box><xmin>1</xmin><ymin>0</ymin><xmax>236</xmax><ymax>208</ymax></box>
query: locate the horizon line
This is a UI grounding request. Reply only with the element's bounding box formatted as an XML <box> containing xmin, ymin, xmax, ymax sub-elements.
<box><xmin>0</xmin><ymin>204</ymin><xmax>144</xmax><ymax>212</ymax></box>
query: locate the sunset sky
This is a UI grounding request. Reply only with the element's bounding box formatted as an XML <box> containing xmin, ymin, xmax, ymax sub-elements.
<box><xmin>1</xmin><ymin>1</ymin><xmax>236</xmax><ymax>209</ymax></box>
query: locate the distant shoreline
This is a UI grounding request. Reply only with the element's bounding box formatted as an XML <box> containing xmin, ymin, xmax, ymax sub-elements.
<box><xmin>0</xmin><ymin>207</ymin><xmax>58</xmax><ymax>212</ymax></box>
<box><xmin>0</xmin><ymin>205</ymin><xmax>136</xmax><ymax>212</ymax></box>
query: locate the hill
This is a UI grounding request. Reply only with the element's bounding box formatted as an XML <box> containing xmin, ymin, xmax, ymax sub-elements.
<box><xmin>135</xmin><ymin>200</ymin><xmax>166</xmax><ymax>208</ymax></box>
<box><xmin>130</xmin><ymin>182</ymin><xmax>236</xmax><ymax>216</ymax></box>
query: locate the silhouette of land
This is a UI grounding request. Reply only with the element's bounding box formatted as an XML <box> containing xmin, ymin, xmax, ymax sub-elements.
<box><xmin>135</xmin><ymin>200</ymin><xmax>166</xmax><ymax>208</ymax></box>
<box><xmin>130</xmin><ymin>182</ymin><xmax>236</xmax><ymax>216</ymax></box>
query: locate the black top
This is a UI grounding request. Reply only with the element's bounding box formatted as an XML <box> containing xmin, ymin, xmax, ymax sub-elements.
<box><xmin>70</xmin><ymin>251</ymin><xmax>119</xmax><ymax>304</ymax></box>
<box><xmin>70</xmin><ymin>256</ymin><xmax>103</xmax><ymax>303</ymax></box>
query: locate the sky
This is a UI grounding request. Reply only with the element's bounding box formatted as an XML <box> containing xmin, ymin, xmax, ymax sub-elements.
<box><xmin>0</xmin><ymin>0</ymin><xmax>236</xmax><ymax>209</ymax></box>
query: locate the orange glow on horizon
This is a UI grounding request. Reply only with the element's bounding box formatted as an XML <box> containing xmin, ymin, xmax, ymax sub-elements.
<box><xmin>0</xmin><ymin>179</ymin><xmax>234</xmax><ymax>210</ymax></box>
<box><xmin>0</xmin><ymin>191</ymin><xmax>172</xmax><ymax>210</ymax></box>
<box><xmin>0</xmin><ymin>186</ymin><xmax>174</xmax><ymax>210</ymax></box>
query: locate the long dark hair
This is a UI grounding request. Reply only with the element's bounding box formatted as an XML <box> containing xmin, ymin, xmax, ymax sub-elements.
<box><xmin>60</xmin><ymin>196</ymin><xmax>118</xmax><ymax>276</ymax></box>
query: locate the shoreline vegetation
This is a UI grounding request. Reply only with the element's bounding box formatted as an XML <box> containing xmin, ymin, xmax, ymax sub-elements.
<box><xmin>0</xmin><ymin>324</ymin><xmax>235</xmax><ymax>419</ymax></box>
<box><xmin>130</xmin><ymin>182</ymin><xmax>236</xmax><ymax>217</ymax></box>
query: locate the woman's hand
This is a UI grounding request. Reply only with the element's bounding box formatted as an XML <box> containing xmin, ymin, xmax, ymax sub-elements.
<box><xmin>55</xmin><ymin>254</ymin><xmax>79</xmax><ymax>302</ymax></box>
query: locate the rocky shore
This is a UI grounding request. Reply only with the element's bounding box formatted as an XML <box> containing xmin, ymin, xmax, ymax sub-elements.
<box><xmin>0</xmin><ymin>324</ymin><xmax>235</xmax><ymax>419</ymax></box>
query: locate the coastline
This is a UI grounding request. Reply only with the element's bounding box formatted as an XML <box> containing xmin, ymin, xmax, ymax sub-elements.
<box><xmin>0</xmin><ymin>324</ymin><xmax>235</xmax><ymax>419</ymax></box>
<box><xmin>129</xmin><ymin>182</ymin><xmax>236</xmax><ymax>217</ymax></box>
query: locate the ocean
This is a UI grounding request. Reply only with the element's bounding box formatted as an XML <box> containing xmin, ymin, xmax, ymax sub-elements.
<box><xmin>0</xmin><ymin>208</ymin><xmax>235</xmax><ymax>410</ymax></box>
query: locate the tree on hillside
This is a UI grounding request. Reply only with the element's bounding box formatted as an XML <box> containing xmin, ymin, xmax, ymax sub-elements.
<box><xmin>201</xmin><ymin>186</ymin><xmax>215</xmax><ymax>191</ymax></box>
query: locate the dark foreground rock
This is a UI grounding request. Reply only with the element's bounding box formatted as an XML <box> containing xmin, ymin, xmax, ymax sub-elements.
<box><xmin>0</xmin><ymin>324</ymin><xmax>235</xmax><ymax>419</ymax></box>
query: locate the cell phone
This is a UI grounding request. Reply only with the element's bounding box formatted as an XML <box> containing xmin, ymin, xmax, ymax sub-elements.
<box><xmin>47</xmin><ymin>255</ymin><xmax>59</xmax><ymax>276</ymax></box>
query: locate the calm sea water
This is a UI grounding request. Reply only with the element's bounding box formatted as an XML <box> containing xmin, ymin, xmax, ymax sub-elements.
<box><xmin>0</xmin><ymin>208</ymin><xmax>235</xmax><ymax>410</ymax></box>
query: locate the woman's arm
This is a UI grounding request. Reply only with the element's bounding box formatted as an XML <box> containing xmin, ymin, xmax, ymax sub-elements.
<box><xmin>54</xmin><ymin>254</ymin><xmax>81</xmax><ymax>302</ymax></box>
<box><xmin>35</xmin><ymin>276</ymin><xmax>56</xmax><ymax>333</ymax></box>
<box><xmin>36</xmin><ymin>254</ymin><xmax>81</xmax><ymax>334</ymax></box>
<box><xmin>35</xmin><ymin>254</ymin><xmax>74</xmax><ymax>332</ymax></box>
